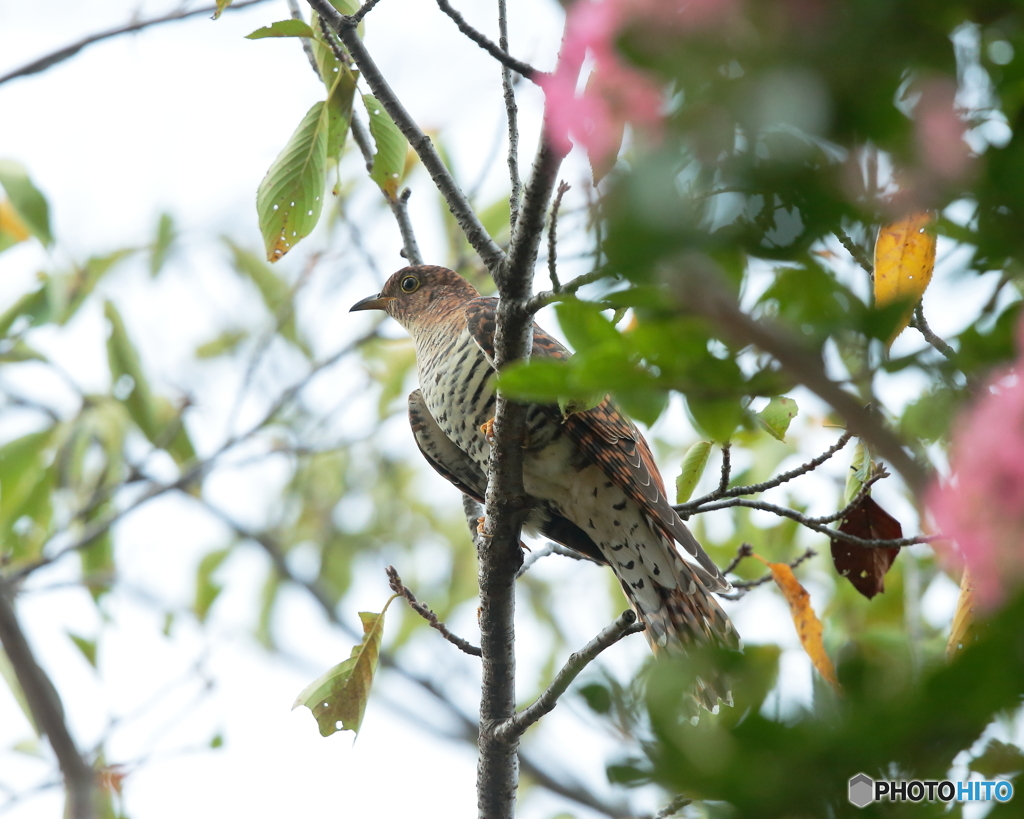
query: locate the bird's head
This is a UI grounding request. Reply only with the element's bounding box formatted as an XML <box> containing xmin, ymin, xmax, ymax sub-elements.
<box><xmin>350</xmin><ymin>265</ymin><xmax>480</xmax><ymax>332</ymax></box>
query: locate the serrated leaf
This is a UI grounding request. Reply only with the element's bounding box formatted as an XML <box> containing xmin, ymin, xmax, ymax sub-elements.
<box><xmin>362</xmin><ymin>94</ymin><xmax>407</xmax><ymax>199</ymax></box>
<box><xmin>195</xmin><ymin>547</ymin><xmax>231</xmax><ymax>622</ymax></box>
<box><xmin>245</xmin><ymin>19</ymin><xmax>314</xmax><ymax>39</ymax></box>
<box><xmin>257</xmin><ymin>102</ymin><xmax>328</xmax><ymax>262</ymax></box>
<box><xmin>873</xmin><ymin>212</ymin><xmax>935</xmax><ymax>343</ymax></box>
<box><xmin>150</xmin><ymin>212</ymin><xmax>176</xmax><ymax>276</ymax></box>
<box><xmin>68</xmin><ymin>632</ymin><xmax>98</xmax><ymax>668</ymax></box>
<box><xmin>293</xmin><ymin>596</ymin><xmax>397</xmax><ymax>737</ymax></box>
<box><xmin>675</xmin><ymin>441</ymin><xmax>712</xmax><ymax>503</ymax></box>
<box><xmin>756</xmin><ymin>396</ymin><xmax>798</xmax><ymax>441</ymax></box>
<box><xmin>0</xmin><ymin>159</ymin><xmax>52</xmax><ymax>246</ymax></box>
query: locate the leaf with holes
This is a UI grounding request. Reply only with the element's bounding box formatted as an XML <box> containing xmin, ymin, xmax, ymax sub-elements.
<box><xmin>362</xmin><ymin>95</ymin><xmax>407</xmax><ymax>199</ymax></box>
<box><xmin>830</xmin><ymin>495</ymin><xmax>901</xmax><ymax>599</ymax></box>
<box><xmin>293</xmin><ymin>596</ymin><xmax>397</xmax><ymax>736</ymax></box>
<box><xmin>245</xmin><ymin>19</ymin><xmax>315</xmax><ymax>39</ymax></box>
<box><xmin>874</xmin><ymin>211</ymin><xmax>935</xmax><ymax>343</ymax></box>
<box><xmin>257</xmin><ymin>102</ymin><xmax>328</xmax><ymax>262</ymax></box>
<box><xmin>675</xmin><ymin>441</ymin><xmax>712</xmax><ymax>503</ymax></box>
<box><xmin>757</xmin><ymin>555</ymin><xmax>838</xmax><ymax>689</ymax></box>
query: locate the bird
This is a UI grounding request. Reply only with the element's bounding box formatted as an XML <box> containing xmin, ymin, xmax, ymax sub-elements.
<box><xmin>351</xmin><ymin>264</ymin><xmax>739</xmax><ymax>710</ymax></box>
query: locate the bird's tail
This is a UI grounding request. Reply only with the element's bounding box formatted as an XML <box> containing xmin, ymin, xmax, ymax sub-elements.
<box><xmin>621</xmin><ymin>557</ymin><xmax>740</xmax><ymax>714</ymax></box>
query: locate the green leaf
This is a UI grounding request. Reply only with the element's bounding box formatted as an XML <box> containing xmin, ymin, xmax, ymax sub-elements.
<box><xmin>105</xmin><ymin>300</ymin><xmax>159</xmax><ymax>440</ymax></box>
<box><xmin>326</xmin><ymin>67</ymin><xmax>358</xmax><ymax>164</ymax></box>
<box><xmin>293</xmin><ymin>596</ymin><xmax>398</xmax><ymax>737</ymax></box>
<box><xmin>579</xmin><ymin>683</ymin><xmax>612</xmax><ymax>714</ymax></box>
<box><xmin>675</xmin><ymin>441</ymin><xmax>712</xmax><ymax>503</ymax></box>
<box><xmin>245</xmin><ymin>19</ymin><xmax>315</xmax><ymax>39</ymax></box>
<box><xmin>556</xmin><ymin>299</ymin><xmax>622</xmax><ymax>352</ymax></box>
<box><xmin>256</xmin><ymin>101</ymin><xmax>328</xmax><ymax>262</ymax></box>
<box><xmin>68</xmin><ymin>633</ymin><xmax>98</xmax><ymax>668</ymax></box>
<box><xmin>498</xmin><ymin>359</ymin><xmax>577</xmax><ymax>402</ymax></box>
<box><xmin>362</xmin><ymin>94</ymin><xmax>407</xmax><ymax>199</ymax></box>
<box><xmin>755</xmin><ymin>396</ymin><xmax>798</xmax><ymax>442</ymax></box>
<box><xmin>224</xmin><ymin>239</ymin><xmax>304</xmax><ymax>349</ymax></box>
<box><xmin>685</xmin><ymin>396</ymin><xmax>743</xmax><ymax>443</ymax></box>
<box><xmin>150</xmin><ymin>212</ymin><xmax>176</xmax><ymax>276</ymax></box>
<box><xmin>195</xmin><ymin>329</ymin><xmax>248</xmax><ymax>359</ymax></box>
<box><xmin>969</xmin><ymin>739</ymin><xmax>1024</xmax><ymax>778</ymax></box>
<box><xmin>194</xmin><ymin>547</ymin><xmax>231</xmax><ymax>622</ymax></box>
<box><xmin>0</xmin><ymin>198</ymin><xmax>31</xmax><ymax>253</ymax></box>
<box><xmin>0</xmin><ymin>287</ymin><xmax>49</xmax><ymax>337</ymax></box>
<box><xmin>212</xmin><ymin>0</ymin><xmax>233</xmax><ymax>20</ymax></box>
<box><xmin>844</xmin><ymin>440</ymin><xmax>869</xmax><ymax>506</ymax></box>
<box><xmin>58</xmin><ymin>249</ymin><xmax>135</xmax><ymax>324</ymax></box>
<box><xmin>0</xmin><ymin>159</ymin><xmax>52</xmax><ymax>246</ymax></box>
<box><xmin>0</xmin><ymin>429</ymin><xmax>58</xmax><ymax>563</ymax></box>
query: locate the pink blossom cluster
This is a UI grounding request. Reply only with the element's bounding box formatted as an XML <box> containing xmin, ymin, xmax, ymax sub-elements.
<box><xmin>539</xmin><ymin>0</ymin><xmax>734</xmax><ymax>174</ymax></box>
<box><xmin>928</xmin><ymin>320</ymin><xmax>1024</xmax><ymax>609</ymax></box>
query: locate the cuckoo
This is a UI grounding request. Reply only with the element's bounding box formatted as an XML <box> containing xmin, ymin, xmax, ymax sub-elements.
<box><xmin>352</xmin><ymin>265</ymin><xmax>738</xmax><ymax>710</ymax></box>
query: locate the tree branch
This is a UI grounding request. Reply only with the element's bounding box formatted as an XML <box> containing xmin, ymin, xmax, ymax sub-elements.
<box><xmin>494</xmin><ymin>610</ymin><xmax>644</xmax><ymax>742</ymax></box>
<box><xmin>0</xmin><ymin>581</ymin><xmax>95</xmax><ymax>819</ymax></box>
<box><xmin>669</xmin><ymin>263</ymin><xmax>929</xmax><ymax>495</ymax></box>
<box><xmin>308</xmin><ymin>0</ymin><xmax>507</xmax><ymax>276</ymax></box>
<box><xmin>910</xmin><ymin>303</ymin><xmax>955</xmax><ymax>360</ymax></box>
<box><xmin>385</xmin><ymin>566</ymin><xmax>480</xmax><ymax>656</ymax></box>
<box><xmin>434</xmin><ymin>0</ymin><xmax>539</xmax><ymax>81</ymax></box>
<box><xmin>545</xmin><ymin>181</ymin><xmax>570</xmax><ymax>292</ymax></box>
<box><xmin>0</xmin><ymin>0</ymin><xmax>273</xmax><ymax>86</ymax></box>
<box><xmin>498</xmin><ymin>0</ymin><xmax>522</xmax><ymax>230</ymax></box>
<box><xmin>503</xmin><ymin>135</ymin><xmax>564</xmax><ymax>293</ymax></box>
<box><xmin>516</xmin><ymin>541</ymin><xmax>595</xmax><ymax>578</ymax></box>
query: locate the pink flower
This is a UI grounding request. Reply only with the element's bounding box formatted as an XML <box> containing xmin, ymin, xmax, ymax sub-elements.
<box><xmin>538</xmin><ymin>0</ymin><xmax>664</xmax><ymax>174</ymax></box>
<box><xmin>928</xmin><ymin>320</ymin><xmax>1024</xmax><ymax>609</ymax></box>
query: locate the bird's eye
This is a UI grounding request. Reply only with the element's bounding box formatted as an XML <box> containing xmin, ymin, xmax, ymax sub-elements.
<box><xmin>400</xmin><ymin>275</ymin><xmax>419</xmax><ymax>293</ymax></box>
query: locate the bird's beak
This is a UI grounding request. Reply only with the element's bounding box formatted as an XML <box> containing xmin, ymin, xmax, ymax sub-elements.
<box><xmin>349</xmin><ymin>293</ymin><xmax>394</xmax><ymax>312</ymax></box>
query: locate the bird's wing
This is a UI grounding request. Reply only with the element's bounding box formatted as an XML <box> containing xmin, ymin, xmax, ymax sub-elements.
<box><xmin>408</xmin><ymin>388</ymin><xmax>486</xmax><ymax>503</ymax></box>
<box><xmin>465</xmin><ymin>297</ymin><xmax>729</xmax><ymax>592</ymax></box>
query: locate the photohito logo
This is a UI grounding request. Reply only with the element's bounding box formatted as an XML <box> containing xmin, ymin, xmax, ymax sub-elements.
<box><xmin>848</xmin><ymin>773</ymin><xmax>1014</xmax><ymax>807</ymax></box>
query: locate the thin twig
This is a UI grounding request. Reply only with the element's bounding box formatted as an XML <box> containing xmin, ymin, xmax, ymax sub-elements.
<box><xmin>516</xmin><ymin>541</ymin><xmax>594</xmax><ymax>578</ymax></box>
<box><xmin>677</xmin><ymin>431</ymin><xmax>854</xmax><ymax>515</ymax></box>
<box><xmin>385</xmin><ymin>566</ymin><xmax>481</xmax><ymax>656</ymax></box>
<box><xmin>722</xmin><ymin>543</ymin><xmax>754</xmax><ymax>576</ymax></box>
<box><xmin>546</xmin><ymin>181</ymin><xmax>570</xmax><ymax>292</ymax></box>
<box><xmin>527</xmin><ymin>265</ymin><xmax>612</xmax><ymax>312</ymax></box>
<box><xmin>835</xmin><ymin>227</ymin><xmax>874</xmax><ymax>277</ymax></box>
<box><xmin>352</xmin><ymin>0</ymin><xmax>387</xmax><ymax>23</ymax></box>
<box><xmin>393</xmin><ymin>188</ymin><xmax>423</xmax><ymax>265</ymax></box>
<box><xmin>722</xmin><ymin>549</ymin><xmax>817</xmax><ymax>599</ymax></box>
<box><xmin>910</xmin><ymin>304</ymin><xmax>955</xmax><ymax>360</ymax></box>
<box><xmin>434</xmin><ymin>0</ymin><xmax>539</xmax><ymax>81</ymax></box>
<box><xmin>0</xmin><ymin>0</ymin><xmax>273</xmax><ymax>86</ymax></box>
<box><xmin>807</xmin><ymin>467</ymin><xmax>886</xmax><ymax>525</ymax></box>
<box><xmin>669</xmin><ymin>264</ymin><xmax>929</xmax><ymax>495</ymax></box>
<box><xmin>286</xmin><ymin>0</ymin><xmax>321</xmax><ymax>78</ymax></box>
<box><xmin>498</xmin><ymin>0</ymin><xmax>522</xmax><ymax>229</ymax></box>
<box><xmin>494</xmin><ymin>610</ymin><xmax>645</xmax><ymax>742</ymax></box>
<box><xmin>693</xmin><ymin>497</ymin><xmax>937</xmax><ymax>548</ymax></box>
<box><xmin>309</xmin><ymin>0</ymin><xmax>507</xmax><ymax>276</ymax></box>
<box><xmin>0</xmin><ymin>581</ymin><xmax>95</xmax><ymax>819</ymax></box>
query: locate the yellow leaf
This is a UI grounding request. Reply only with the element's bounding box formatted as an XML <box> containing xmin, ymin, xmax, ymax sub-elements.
<box><xmin>873</xmin><ymin>211</ymin><xmax>936</xmax><ymax>342</ymax></box>
<box><xmin>756</xmin><ymin>554</ymin><xmax>839</xmax><ymax>690</ymax></box>
<box><xmin>0</xmin><ymin>198</ymin><xmax>30</xmax><ymax>244</ymax></box>
<box><xmin>946</xmin><ymin>567</ymin><xmax>975</xmax><ymax>660</ymax></box>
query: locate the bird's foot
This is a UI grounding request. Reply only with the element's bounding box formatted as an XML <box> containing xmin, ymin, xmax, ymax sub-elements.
<box><xmin>479</xmin><ymin>418</ymin><xmax>495</xmax><ymax>445</ymax></box>
<box><xmin>476</xmin><ymin>516</ymin><xmax>490</xmax><ymax>537</ymax></box>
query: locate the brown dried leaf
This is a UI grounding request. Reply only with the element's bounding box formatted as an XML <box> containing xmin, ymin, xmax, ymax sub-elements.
<box><xmin>831</xmin><ymin>495</ymin><xmax>902</xmax><ymax>599</ymax></box>
<box><xmin>757</xmin><ymin>555</ymin><xmax>839</xmax><ymax>690</ymax></box>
